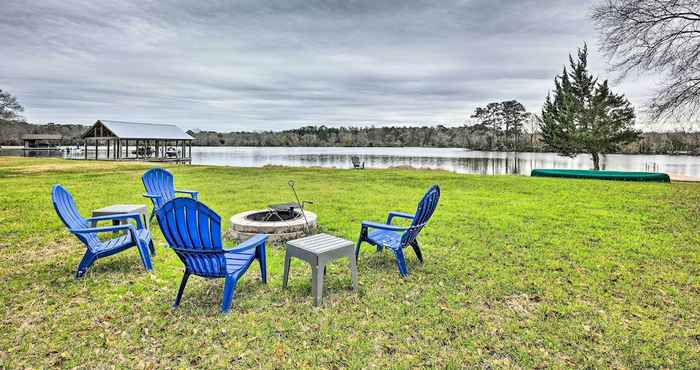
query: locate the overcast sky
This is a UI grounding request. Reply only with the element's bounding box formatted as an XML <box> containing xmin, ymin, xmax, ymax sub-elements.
<box><xmin>1</xmin><ymin>0</ymin><xmax>663</xmax><ymax>131</ymax></box>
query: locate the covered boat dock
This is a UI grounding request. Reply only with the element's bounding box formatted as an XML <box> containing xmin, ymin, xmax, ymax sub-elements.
<box><xmin>77</xmin><ymin>120</ymin><xmax>193</xmax><ymax>163</ymax></box>
<box><xmin>22</xmin><ymin>134</ymin><xmax>63</xmax><ymax>150</ymax></box>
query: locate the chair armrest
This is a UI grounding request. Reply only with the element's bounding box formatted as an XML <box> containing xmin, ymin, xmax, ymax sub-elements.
<box><xmin>70</xmin><ymin>224</ymin><xmax>135</xmax><ymax>235</ymax></box>
<box><xmin>143</xmin><ymin>193</ymin><xmax>162</xmax><ymax>199</ymax></box>
<box><xmin>87</xmin><ymin>213</ymin><xmax>144</xmax><ymax>229</ymax></box>
<box><xmin>386</xmin><ymin>211</ymin><xmax>414</xmax><ymax>224</ymax></box>
<box><xmin>361</xmin><ymin>221</ymin><xmax>408</xmax><ymax>232</ymax></box>
<box><xmin>175</xmin><ymin>189</ymin><xmax>199</xmax><ymax>200</ymax></box>
<box><xmin>225</xmin><ymin>234</ymin><xmax>268</xmax><ymax>253</ymax></box>
<box><xmin>170</xmin><ymin>247</ymin><xmax>222</xmax><ymax>254</ymax></box>
<box><xmin>71</xmin><ymin>224</ymin><xmax>141</xmax><ymax>252</ymax></box>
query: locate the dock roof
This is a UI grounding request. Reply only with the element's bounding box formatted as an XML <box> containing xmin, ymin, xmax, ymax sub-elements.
<box><xmin>21</xmin><ymin>134</ymin><xmax>62</xmax><ymax>140</ymax></box>
<box><xmin>81</xmin><ymin>120</ymin><xmax>194</xmax><ymax>140</ymax></box>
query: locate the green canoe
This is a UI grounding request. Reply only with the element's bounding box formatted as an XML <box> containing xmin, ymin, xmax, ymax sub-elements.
<box><xmin>531</xmin><ymin>169</ymin><xmax>671</xmax><ymax>183</ymax></box>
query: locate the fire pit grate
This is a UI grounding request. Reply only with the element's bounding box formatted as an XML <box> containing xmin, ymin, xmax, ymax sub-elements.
<box><xmin>260</xmin><ymin>202</ymin><xmax>303</xmax><ymax>221</ymax></box>
<box><xmin>245</xmin><ymin>205</ymin><xmax>302</xmax><ymax>222</ymax></box>
<box><xmin>226</xmin><ymin>180</ymin><xmax>317</xmax><ymax>245</ymax></box>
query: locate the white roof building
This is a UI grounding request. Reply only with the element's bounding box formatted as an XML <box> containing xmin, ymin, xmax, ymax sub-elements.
<box><xmin>81</xmin><ymin>120</ymin><xmax>193</xmax><ymax>140</ymax></box>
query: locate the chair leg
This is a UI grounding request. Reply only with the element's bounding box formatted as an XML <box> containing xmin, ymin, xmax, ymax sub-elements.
<box><xmin>355</xmin><ymin>238</ymin><xmax>363</xmax><ymax>261</ymax></box>
<box><xmin>149</xmin><ymin>240</ymin><xmax>156</xmax><ymax>257</ymax></box>
<box><xmin>282</xmin><ymin>253</ymin><xmax>291</xmax><ymax>288</ymax></box>
<box><xmin>135</xmin><ymin>240</ymin><xmax>153</xmax><ymax>272</ymax></box>
<box><xmin>255</xmin><ymin>242</ymin><xmax>267</xmax><ymax>284</ymax></box>
<box><xmin>410</xmin><ymin>240</ymin><xmax>423</xmax><ymax>263</ymax></box>
<box><xmin>76</xmin><ymin>250</ymin><xmax>97</xmax><ymax>279</ymax></box>
<box><xmin>221</xmin><ymin>276</ymin><xmax>238</xmax><ymax>313</ymax></box>
<box><xmin>258</xmin><ymin>255</ymin><xmax>267</xmax><ymax>284</ymax></box>
<box><xmin>393</xmin><ymin>249</ymin><xmax>409</xmax><ymax>278</ymax></box>
<box><xmin>173</xmin><ymin>270</ymin><xmax>190</xmax><ymax>308</ymax></box>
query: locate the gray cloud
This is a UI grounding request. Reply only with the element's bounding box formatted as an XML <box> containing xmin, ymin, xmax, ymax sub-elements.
<box><xmin>0</xmin><ymin>0</ymin><xmax>660</xmax><ymax>130</ymax></box>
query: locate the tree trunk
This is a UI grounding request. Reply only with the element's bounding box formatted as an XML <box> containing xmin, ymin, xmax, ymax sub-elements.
<box><xmin>591</xmin><ymin>152</ymin><xmax>600</xmax><ymax>170</ymax></box>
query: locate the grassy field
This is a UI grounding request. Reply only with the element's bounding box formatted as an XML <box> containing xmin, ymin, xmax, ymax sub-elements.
<box><xmin>0</xmin><ymin>156</ymin><xmax>698</xmax><ymax>368</ymax></box>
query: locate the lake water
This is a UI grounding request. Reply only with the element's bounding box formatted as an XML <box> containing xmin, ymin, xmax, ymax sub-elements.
<box><xmin>3</xmin><ymin>146</ymin><xmax>700</xmax><ymax>177</ymax></box>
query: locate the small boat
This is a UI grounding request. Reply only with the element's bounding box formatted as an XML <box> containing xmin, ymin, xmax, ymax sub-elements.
<box><xmin>165</xmin><ymin>147</ymin><xmax>177</xmax><ymax>158</ymax></box>
<box><xmin>65</xmin><ymin>145</ymin><xmax>84</xmax><ymax>153</ymax></box>
<box><xmin>531</xmin><ymin>169</ymin><xmax>671</xmax><ymax>183</ymax></box>
<box><xmin>132</xmin><ymin>146</ymin><xmax>154</xmax><ymax>157</ymax></box>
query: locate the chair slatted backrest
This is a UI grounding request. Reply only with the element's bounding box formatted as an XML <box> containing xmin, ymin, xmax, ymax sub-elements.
<box><xmin>142</xmin><ymin>168</ymin><xmax>176</xmax><ymax>210</ymax></box>
<box><xmin>51</xmin><ymin>185</ymin><xmax>101</xmax><ymax>248</ymax></box>
<box><xmin>401</xmin><ymin>185</ymin><xmax>441</xmax><ymax>246</ymax></box>
<box><xmin>155</xmin><ymin>197</ymin><xmax>225</xmax><ymax>277</ymax></box>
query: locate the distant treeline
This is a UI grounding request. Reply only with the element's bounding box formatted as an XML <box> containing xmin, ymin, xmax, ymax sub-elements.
<box><xmin>191</xmin><ymin>125</ymin><xmax>466</xmax><ymax>148</ymax></box>
<box><xmin>189</xmin><ymin>125</ymin><xmax>700</xmax><ymax>155</ymax></box>
<box><xmin>2</xmin><ymin>120</ymin><xmax>699</xmax><ymax>155</ymax></box>
<box><xmin>0</xmin><ymin>119</ymin><xmax>85</xmax><ymax>145</ymax></box>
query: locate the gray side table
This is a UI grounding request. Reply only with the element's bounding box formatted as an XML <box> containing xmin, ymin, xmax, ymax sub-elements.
<box><xmin>283</xmin><ymin>233</ymin><xmax>358</xmax><ymax>306</ymax></box>
<box><xmin>91</xmin><ymin>204</ymin><xmax>149</xmax><ymax>231</ymax></box>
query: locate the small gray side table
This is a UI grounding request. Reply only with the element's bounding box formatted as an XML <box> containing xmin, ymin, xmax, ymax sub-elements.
<box><xmin>91</xmin><ymin>204</ymin><xmax>149</xmax><ymax>231</ymax></box>
<box><xmin>283</xmin><ymin>233</ymin><xmax>358</xmax><ymax>306</ymax></box>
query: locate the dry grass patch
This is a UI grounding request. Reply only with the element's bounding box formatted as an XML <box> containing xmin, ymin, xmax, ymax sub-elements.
<box><xmin>0</xmin><ymin>156</ymin><xmax>153</xmax><ymax>175</ymax></box>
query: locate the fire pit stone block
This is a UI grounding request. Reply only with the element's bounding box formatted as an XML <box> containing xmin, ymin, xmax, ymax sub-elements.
<box><xmin>226</xmin><ymin>209</ymin><xmax>318</xmax><ymax>245</ymax></box>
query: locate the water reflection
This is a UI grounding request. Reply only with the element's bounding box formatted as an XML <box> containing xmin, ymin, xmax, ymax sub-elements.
<box><xmin>2</xmin><ymin>146</ymin><xmax>699</xmax><ymax>177</ymax></box>
<box><xmin>0</xmin><ymin>148</ymin><xmax>63</xmax><ymax>157</ymax></box>
<box><xmin>190</xmin><ymin>147</ymin><xmax>700</xmax><ymax>177</ymax></box>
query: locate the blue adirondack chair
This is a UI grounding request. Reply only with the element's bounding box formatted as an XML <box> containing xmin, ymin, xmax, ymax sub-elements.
<box><xmin>142</xmin><ymin>168</ymin><xmax>199</xmax><ymax>221</ymax></box>
<box><xmin>51</xmin><ymin>184</ymin><xmax>154</xmax><ymax>278</ymax></box>
<box><xmin>355</xmin><ymin>185</ymin><xmax>441</xmax><ymax>277</ymax></box>
<box><xmin>155</xmin><ymin>198</ymin><xmax>268</xmax><ymax>313</ymax></box>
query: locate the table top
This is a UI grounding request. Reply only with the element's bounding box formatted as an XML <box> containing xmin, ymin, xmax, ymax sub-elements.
<box><xmin>286</xmin><ymin>233</ymin><xmax>353</xmax><ymax>255</ymax></box>
<box><xmin>92</xmin><ymin>204</ymin><xmax>148</xmax><ymax>215</ymax></box>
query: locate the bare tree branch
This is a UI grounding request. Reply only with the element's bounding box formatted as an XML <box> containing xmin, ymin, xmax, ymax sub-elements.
<box><xmin>593</xmin><ymin>0</ymin><xmax>700</xmax><ymax>121</ymax></box>
<box><xmin>0</xmin><ymin>89</ymin><xmax>24</xmax><ymax>121</ymax></box>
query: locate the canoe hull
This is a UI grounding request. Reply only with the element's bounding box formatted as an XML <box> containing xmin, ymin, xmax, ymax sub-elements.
<box><xmin>531</xmin><ymin>169</ymin><xmax>671</xmax><ymax>183</ymax></box>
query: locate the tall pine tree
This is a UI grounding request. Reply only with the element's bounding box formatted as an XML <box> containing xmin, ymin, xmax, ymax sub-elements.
<box><xmin>540</xmin><ymin>45</ymin><xmax>639</xmax><ymax>170</ymax></box>
<box><xmin>471</xmin><ymin>100</ymin><xmax>528</xmax><ymax>151</ymax></box>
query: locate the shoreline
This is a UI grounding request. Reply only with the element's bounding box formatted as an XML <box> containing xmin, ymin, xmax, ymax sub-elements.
<box><xmin>1</xmin><ymin>155</ymin><xmax>699</xmax><ymax>182</ymax></box>
<box><xmin>2</xmin><ymin>145</ymin><xmax>700</xmax><ymax>157</ymax></box>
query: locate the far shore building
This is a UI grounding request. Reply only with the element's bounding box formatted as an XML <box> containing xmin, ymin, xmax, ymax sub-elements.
<box><xmin>21</xmin><ymin>134</ymin><xmax>63</xmax><ymax>149</ymax></box>
<box><xmin>78</xmin><ymin>120</ymin><xmax>194</xmax><ymax>163</ymax></box>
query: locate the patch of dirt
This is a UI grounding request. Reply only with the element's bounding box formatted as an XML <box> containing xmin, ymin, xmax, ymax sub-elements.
<box><xmin>39</xmin><ymin>238</ymin><xmax>82</xmax><ymax>260</ymax></box>
<box><xmin>4</xmin><ymin>159</ymin><xmax>153</xmax><ymax>175</ymax></box>
<box><xmin>503</xmin><ymin>293</ymin><xmax>542</xmax><ymax>318</ymax></box>
<box><xmin>387</xmin><ymin>165</ymin><xmax>451</xmax><ymax>173</ymax></box>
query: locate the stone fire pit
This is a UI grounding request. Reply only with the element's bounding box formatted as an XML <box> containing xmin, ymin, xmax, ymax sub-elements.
<box><xmin>227</xmin><ymin>209</ymin><xmax>317</xmax><ymax>244</ymax></box>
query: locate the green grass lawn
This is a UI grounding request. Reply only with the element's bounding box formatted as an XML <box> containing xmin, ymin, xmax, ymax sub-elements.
<box><xmin>1</xmin><ymin>157</ymin><xmax>699</xmax><ymax>368</ymax></box>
